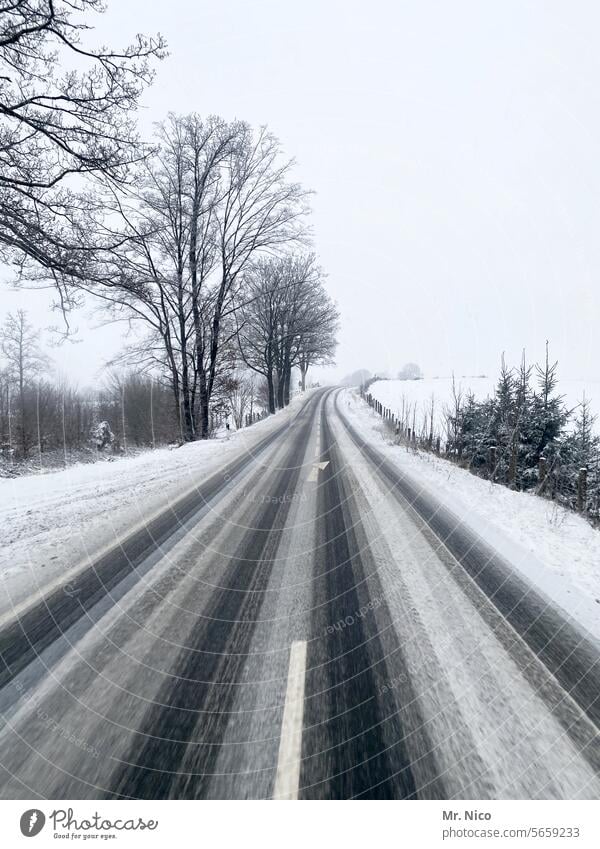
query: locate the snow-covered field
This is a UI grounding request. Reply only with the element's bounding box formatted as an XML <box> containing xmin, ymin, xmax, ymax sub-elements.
<box><xmin>0</xmin><ymin>393</ymin><xmax>310</xmax><ymax>621</ymax></box>
<box><xmin>368</xmin><ymin>376</ymin><xmax>600</xmax><ymax>437</ymax></box>
<box><xmin>341</xmin><ymin>390</ymin><xmax>600</xmax><ymax>643</ymax></box>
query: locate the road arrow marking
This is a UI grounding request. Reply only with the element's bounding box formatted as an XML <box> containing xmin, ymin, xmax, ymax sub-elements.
<box><xmin>307</xmin><ymin>461</ymin><xmax>329</xmax><ymax>482</ymax></box>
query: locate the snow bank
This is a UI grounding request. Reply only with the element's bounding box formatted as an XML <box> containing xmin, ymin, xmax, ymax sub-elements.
<box><xmin>0</xmin><ymin>392</ymin><xmax>312</xmax><ymax>620</ymax></box>
<box><xmin>341</xmin><ymin>390</ymin><xmax>600</xmax><ymax>642</ymax></box>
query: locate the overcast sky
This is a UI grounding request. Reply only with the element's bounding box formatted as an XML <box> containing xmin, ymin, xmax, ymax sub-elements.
<box><xmin>3</xmin><ymin>0</ymin><xmax>600</xmax><ymax>387</ymax></box>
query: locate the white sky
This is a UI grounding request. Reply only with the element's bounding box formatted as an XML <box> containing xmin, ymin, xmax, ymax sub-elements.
<box><xmin>2</xmin><ymin>0</ymin><xmax>600</xmax><ymax>388</ymax></box>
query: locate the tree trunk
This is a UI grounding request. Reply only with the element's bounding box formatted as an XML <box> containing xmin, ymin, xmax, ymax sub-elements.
<box><xmin>178</xmin><ymin>280</ymin><xmax>195</xmax><ymax>441</ymax></box>
<box><xmin>181</xmin><ymin>377</ymin><xmax>194</xmax><ymax>442</ymax></box>
<box><xmin>300</xmin><ymin>364</ymin><xmax>307</xmax><ymax>392</ymax></box>
<box><xmin>276</xmin><ymin>371</ymin><xmax>285</xmax><ymax>409</ymax></box>
<box><xmin>283</xmin><ymin>364</ymin><xmax>291</xmax><ymax>406</ymax></box>
<box><xmin>19</xmin><ymin>372</ymin><xmax>27</xmax><ymax>458</ymax></box>
<box><xmin>198</xmin><ymin>369</ymin><xmax>210</xmax><ymax>439</ymax></box>
<box><xmin>178</xmin><ymin>338</ymin><xmax>194</xmax><ymax>442</ymax></box>
<box><xmin>267</xmin><ymin>371</ymin><xmax>276</xmax><ymax>415</ymax></box>
<box><xmin>189</xmin><ymin>192</ymin><xmax>208</xmax><ymax>441</ymax></box>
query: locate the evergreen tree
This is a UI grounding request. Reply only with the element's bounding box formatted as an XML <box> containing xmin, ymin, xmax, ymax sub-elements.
<box><xmin>437</xmin><ymin>347</ymin><xmax>596</xmax><ymax>519</ymax></box>
<box><xmin>530</xmin><ymin>343</ymin><xmax>569</xmax><ymax>464</ymax></box>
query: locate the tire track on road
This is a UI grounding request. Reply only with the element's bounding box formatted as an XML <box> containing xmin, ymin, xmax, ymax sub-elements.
<box><xmin>107</xmin><ymin>396</ymin><xmax>318</xmax><ymax>799</ymax></box>
<box><xmin>300</xmin><ymin>398</ymin><xmax>445</xmax><ymax>799</ymax></box>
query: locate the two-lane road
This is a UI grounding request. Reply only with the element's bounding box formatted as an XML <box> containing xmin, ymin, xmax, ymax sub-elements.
<box><xmin>0</xmin><ymin>389</ymin><xmax>598</xmax><ymax>799</ymax></box>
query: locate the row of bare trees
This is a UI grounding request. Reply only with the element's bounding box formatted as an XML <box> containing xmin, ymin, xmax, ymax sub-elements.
<box><xmin>0</xmin><ymin>305</ymin><xmax>310</xmax><ymax>468</ymax></box>
<box><xmin>237</xmin><ymin>254</ymin><xmax>338</xmax><ymax>413</ymax></box>
<box><xmin>86</xmin><ymin>114</ymin><xmax>338</xmax><ymax>438</ymax></box>
<box><xmin>0</xmin><ymin>311</ymin><xmax>181</xmax><ymax>465</ymax></box>
<box><xmin>0</xmin><ymin>4</ymin><xmax>339</xmax><ymax>451</ymax></box>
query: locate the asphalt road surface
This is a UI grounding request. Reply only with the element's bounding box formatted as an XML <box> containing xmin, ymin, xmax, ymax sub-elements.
<box><xmin>0</xmin><ymin>388</ymin><xmax>599</xmax><ymax>799</ymax></box>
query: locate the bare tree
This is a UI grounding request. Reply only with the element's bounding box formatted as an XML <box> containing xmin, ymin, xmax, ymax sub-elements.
<box><xmin>86</xmin><ymin>115</ymin><xmax>235</xmax><ymax>439</ymax></box>
<box><xmin>1</xmin><ymin>309</ymin><xmax>48</xmax><ymax>456</ymax></box>
<box><xmin>236</xmin><ymin>257</ymin><xmax>284</xmax><ymax>413</ymax></box>
<box><xmin>223</xmin><ymin>369</ymin><xmax>257</xmax><ymax>429</ymax></box>
<box><xmin>398</xmin><ymin>362</ymin><xmax>422</xmax><ymax>380</ymax></box>
<box><xmin>198</xmin><ymin>126</ymin><xmax>309</xmax><ymax>432</ymax></box>
<box><xmin>0</xmin><ymin>1</ymin><xmax>165</xmax><ymax>300</ymax></box>
<box><xmin>90</xmin><ymin>114</ymin><xmax>308</xmax><ymax>439</ymax></box>
<box><xmin>237</xmin><ymin>253</ymin><xmax>338</xmax><ymax>410</ymax></box>
<box><xmin>296</xmin><ymin>280</ymin><xmax>339</xmax><ymax>391</ymax></box>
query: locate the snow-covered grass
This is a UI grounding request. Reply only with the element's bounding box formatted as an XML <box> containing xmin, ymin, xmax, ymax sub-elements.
<box><xmin>0</xmin><ymin>392</ymin><xmax>312</xmax><ymax>621</ymax></box>
<box><xmin>341</xmin><ymin>390</ymin><xmax>600</xmax><ymax>643</ymax></box>
<box><xmin>368</xmin><ymin>376</ymin><xmax>600</xmax><ymax>436</ymax></box>
<box><xmin>0</xmin><ymin>444</ymin><xmax>153</xmax><ymax>480</ymax></box>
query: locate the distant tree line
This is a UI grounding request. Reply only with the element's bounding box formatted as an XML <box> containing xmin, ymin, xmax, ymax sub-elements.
<box><xmin>0</xmin><ymin>312</ymin><xmax>261</xmax><ymax>470</ymax></box>
<box><xmin>0</xmin><ymin>308</ymin><xmax>321</xmax><ymax>472</ymax></box>
<box><xmin>0</xmin><ymin>310</ymin><xmax>179</xmax><ymax>470</ymax></box>
<box><xmin>364</xmin><ymin>349</ymin><xmax>600</xmax><ymax>523</ymax></box>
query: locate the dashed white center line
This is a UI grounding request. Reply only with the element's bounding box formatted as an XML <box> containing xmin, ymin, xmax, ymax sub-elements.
<box><xmin>273</xmin><ymin>640</ymin><xmax>308</xmax><ymax>800</ymax></box>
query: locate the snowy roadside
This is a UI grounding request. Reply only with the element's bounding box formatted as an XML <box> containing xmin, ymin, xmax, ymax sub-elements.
<box><xmin>340</xmin><ymin>389</ymin><xmax>600</xmax><ymax>642</ymax></box>
<box><xmin>0</xmin><ymin>391</ymin><xmax>313</xmax><ymax>620</ymax></box>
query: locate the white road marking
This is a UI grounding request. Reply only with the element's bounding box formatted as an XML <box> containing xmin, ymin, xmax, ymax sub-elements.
<box><xmin>313</xmin><ymin>403</ymin><xmax>323</xmax><ymax>460</ymax></box>
<box><xmin>307</xmin><ymin>461</ymin><xmax>329</xmax><ymax>482</ymax></box>
<box><xmin>273</xmin><ymin>640</ymin><xmax>308</xmax><ymax>800</ymax></box>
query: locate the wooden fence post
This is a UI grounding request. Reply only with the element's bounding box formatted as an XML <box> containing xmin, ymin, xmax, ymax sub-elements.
<box><xmin>488</xmin><ymin>445</ymin><xmax>497</xmax><ymax>481</ymax></box>
<box><xmin>538</xmin><ymin>456</ymin><xmax>547</xmax><ymax>491</ymax></box>
<box><xmin>578</xmin><ymin>467</ymin><xmax>588</xmax><ymax>512</ymax></box>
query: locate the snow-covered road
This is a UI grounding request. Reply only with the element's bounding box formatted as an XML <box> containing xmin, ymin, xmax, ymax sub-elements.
<box><xmin>0</xmin><ymin>388</ymin><xmax>598</xmax><ymax>799</ymax></box>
